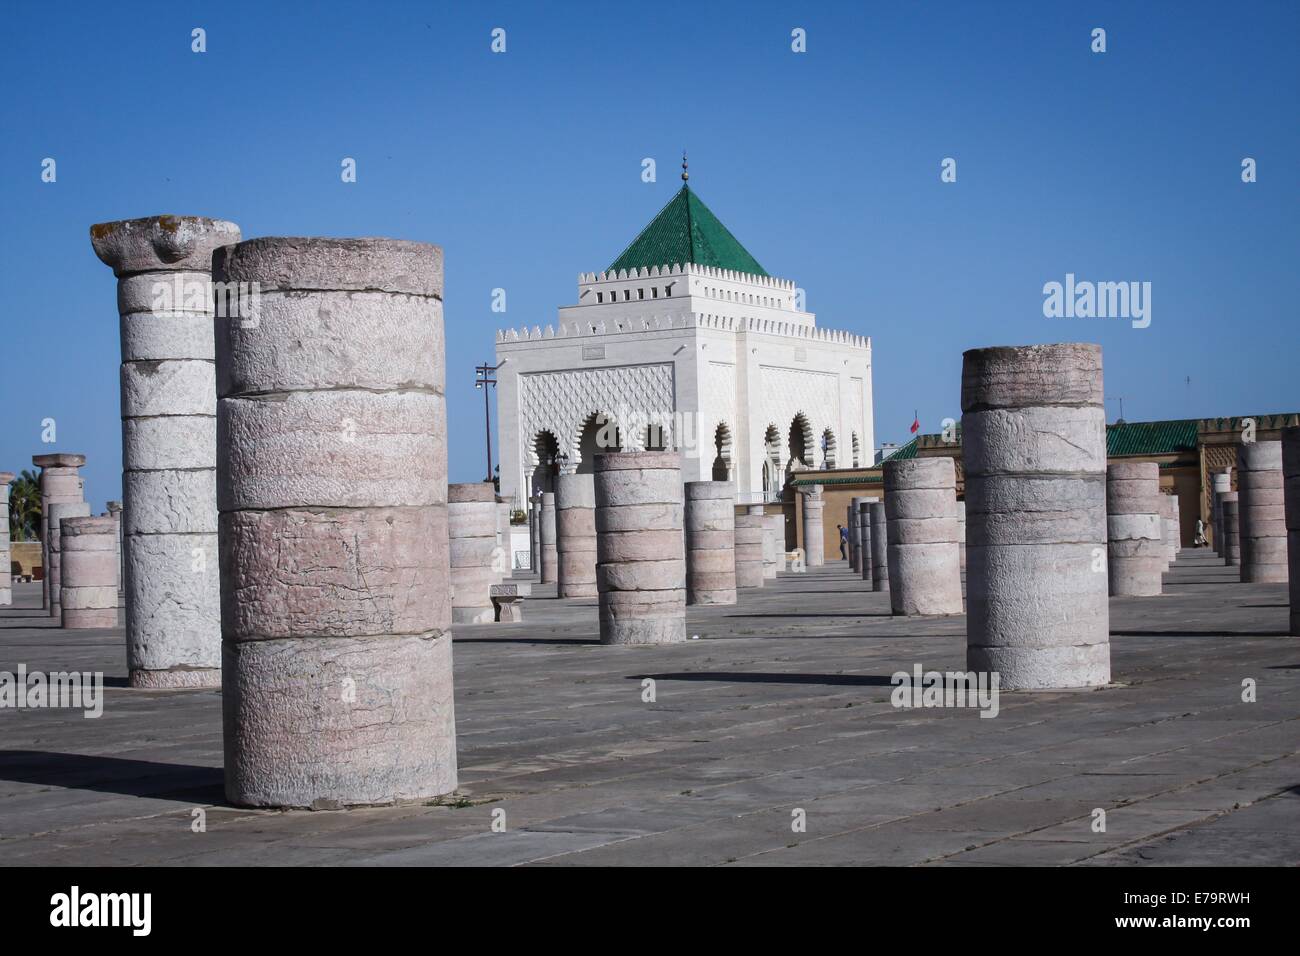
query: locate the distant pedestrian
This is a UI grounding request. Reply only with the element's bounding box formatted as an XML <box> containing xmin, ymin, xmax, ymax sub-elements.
<box><xmin>1194</xmin><ymin>517</ymin><xmax>1207</xmax><ymax>548</ymax></box>
<box><xmin>838</xmin><ymin>524</ymin><xmax>848</xmax><ymax>560</ymax></box>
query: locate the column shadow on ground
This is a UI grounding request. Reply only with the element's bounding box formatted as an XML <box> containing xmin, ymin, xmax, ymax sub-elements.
<box><xmin>626</xmin><ymin>672</ymin><xmax>895</xmax><ymax>687</ymax></box>
<box><xmin>0</xmin><ymin>750</ymin><xmax>226</xmax><ymax>804</ymax></box>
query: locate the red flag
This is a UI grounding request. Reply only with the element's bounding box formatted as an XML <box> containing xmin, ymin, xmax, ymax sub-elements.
<box><xmin>909</xmin><ymin>411</ymin><xmax>920</xmax><ymax>434</ymax></box>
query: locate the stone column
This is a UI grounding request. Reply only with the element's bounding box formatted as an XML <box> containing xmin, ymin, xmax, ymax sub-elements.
<box><xmin>1162</xmin><ymin>495</ymin><xmax>1180</xmax><ymax>568</ymax></box>
<box><xmin>1221</xmin><ymin>493</ymin><xmax>1241</xmax><ymax>566</ymax></box>
<box><xmin>734</xmin><ymin>511</ymin><xmax>766</xmax><ymax>589</ymax></box>
<box><xmin>0</xmin><ymin>473</ymin><xmax>12</xmax><ymax>607</ymax></box>
<box><xmin>1282</xmin><ymin>427</ymin><xmax>1300</xmax><ymax>635</ymax></box>
<box><xmin>92</xmin><ymin>216</ymin><xmax>239</xmax><ymax>688</ymax></box>
<box><xmin>850</xmin><ymin>496</ymin><xmax>870</xmax><ymax>573</ymax></box>
<box><xmin>555</xmin><ymin>473</ymin><xmax>597</xmax><ymax>597</ymax></box>
<box><xmin>684</xmin><ymin>481</ymin><xmax>736</xmax><ymax>605</ymax></box>
<box><xmin>1238</xmin><ymin>440</ymin><xmax>1287</xmax><ymax>583</ymax></box>
<box><xmin>47</xmin><ymin>502</ymin><xmax>91</xmax><ymax>619</ymax></box>
<box><xmin>869</xmin><ymin>501</ymin><xmax>889</xmax><ymax>592</ymax></box>
<box><xmin>962</xmin><ymin>343</ymin><xmax>1109</xmax><ymax>688</ymax></box>
<box><xmin>449</xmin><ymin>482</ymin><xmax>498</xmax><ymax>624</ymax></box>
<box><xmin>214</xmin><ymin>236</ymin><xmax>456</xmax><ymax>808</ymax></box>
<box><xmin>528</xmin><ymin>494</ymin><xmax>541</xmax><ymax>573</ymax></box>
<box><xmin>1212</xmin><ymin>469</ymin><xmax>1232</xmax><ymax>556</ymax></box>
<box><xmin>33</xmin><ymin>453</ymin><xmax>86</xmax><ymax>611</ymax></box>
<box><xmin>539</xmin><ymin>492</ymin><xmax>558</xmax><ymax>584</ymax></box>
<box><xmin>857</xmin><ymin>499</ymin><xmax>873</xmax><ymax>583</ymax></box>
<box><xmin>59</xmin><ymin>516</ymin><xmax>119</xmax><ymax>628</ymax></box>
<box><xmin>496</xmin><ymin>501</ymin><xmax>513</xmax><ymax>581</ymax></box>
<box><xmin>883</xmin><ymin>458</ymin><xmax>963</xmax><ymax>616</ymax></box>
<box><xmin>106</xmin><ymin>500</ymin><xmax>124</xmax><ymax>606</ymax></box>
<box><xmin>1106</xmin><ymin>462</ymin><xmax>1163</xmax><ymax>597</ymax></box>
<box><xmin>594</xmin><ymin>451</ymin><xmax>685</xmax><ymax>644</ymax></box>
<box><xmin>800</xmin><ymin>485</ymin><xmax>824</xmax><ymax>567</ymax></box>
<box><xmin>956</xmin><ymin>500</ymin><xmax>967</xmax><ymax>572</ymax></box>
<box><xmin>763</xmin><ymin>513</ymin><xmax>782</xmax><ymax>579</ymax></box>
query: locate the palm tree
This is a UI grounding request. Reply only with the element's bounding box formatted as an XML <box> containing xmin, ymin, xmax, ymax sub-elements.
<box><xmin>8</xmin><ymin>469</ymin><xmax>41</xmax><ymax>542</ymax></box>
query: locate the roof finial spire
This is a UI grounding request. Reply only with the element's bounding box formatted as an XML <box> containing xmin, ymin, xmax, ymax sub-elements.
<box><xmin>681</xmin><ymin>151</ymin><xmax>689</xmax><ymax>183</ymax></box>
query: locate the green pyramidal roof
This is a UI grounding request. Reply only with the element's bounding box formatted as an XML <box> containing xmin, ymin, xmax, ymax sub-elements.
<box><xmin>607</xmin><ymin>185</ymin><xmax>768</xmax><ymax>277</ymax></box>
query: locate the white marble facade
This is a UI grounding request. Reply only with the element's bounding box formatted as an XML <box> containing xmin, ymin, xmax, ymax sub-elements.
<box><xmin>496</xmin><ymin>264</ymin><xmax>873</xmax><ymax>506</ymax></box>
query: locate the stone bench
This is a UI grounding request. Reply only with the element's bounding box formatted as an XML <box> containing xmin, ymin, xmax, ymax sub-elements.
<box><xmin>490</xmin><ymin>582</ymin><xmax>531</xmax><ymax>623</ymax></box>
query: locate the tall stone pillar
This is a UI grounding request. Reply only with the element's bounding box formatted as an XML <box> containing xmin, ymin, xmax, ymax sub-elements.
<box><xmin>850</xmin><ymin>496</ymin><xmax>870</xmax><ymax>573</ymax></box>
<box><xmin>496</xmin><ymin>501</ymin><xmax>513</xmax><ymax>581</ymax></box>
<box><xmin>734</xmin><ymin>511</ymin><xmax>766</xmax><ymax>588</ymax></box>
<box><xmin>47</xmin><ymin>502</ymin><xmax>91</xmax><ymax>619</ymax></box>
<box><xmin>883</xmin><ymin>458</ymin><xmax>963</xmax><ymax>616</ymax></box>
<box><xmin>555</xmin><ymin>473</ymin><xmax>597</xmax><ymax>597</ymax></box>
<box><xmin>857</xmin><ymin>499</ymin><xmax>873</xmax><ymax>583</ymax></box>
<box><xmin>800</xmin><ymin>485</ymin><xmax>824</xmax><ymax>567</ymax></box>
<box><xmin>594</xmin><ymin>451</ymin><xmax>685</xmax><ymax>644</ymax></box>
<box><xmin>1282</xmin><ymin>427</ymin><xmax>1300</xmax><ymax>635</ymax></box>
<box><xmin>1238</xmin><ymin>440</ymin><xmax>1287</xmax><ymax>583</ymax></box>
<box><xmin>92</xmin><ymin>215</ymin><xmax>239</xmax><ymax>688</ymax></box>
<box><xmin>448</xmin><ymin>482</ymin><xmax>498</xmax><ymax>624</ymax></box>
<box><xmin>1107</xmin><ymin>462</ymin><xmax>1163</xmax><ymax>596</ymax></box>
<box><xmin>1212</xmin><ymin>470</ymin><xmax>1232</xmax><ymax>556</ymax></box>
<box><xmin>33</xmin><ymin>453</ymin><xmax>85</xmax><ymax>611</ymax></box>
<box><xmin>59</xmin><ymin>516</ymin><xmax>119</xmax><ymax>628</ymax></box>
<box><xmin>1162</xmin><ymin>495</ymin><xmax>1180</xmax><ymax>568</ymax></box>
<box><xmin>956</xmin><ymin>500</ymin><xmax>967</xmax><ymax>572</ymax></box>
<box><xmin>684</xmin><ymin>481</ymin><xmax>736</xmax><ymax>605</ymax></box>
<box><xmin>869</xmin><ymin>501</ymin><xmax>889</xmax><ymax>592</ymax></box>
<box><xmin>962</xmin><ymin>343</ymin><xmax>1109</xmax><ymax>688</ymax></box>
<box><xmin>763</xmin><ymin>514</ymin><xmax>782</xmax><ymax>578</ymax></box>
<box><xmin>529</xmin><ymin>494</ymin><xmax>541</xmax><ymax>573</ymax></box>
<box><xmin>0</xmin><ymin>473</ymin><xmax>13</xmax><ymax>607</ymax></box>
<box><xmin>106</xmin><ymin>500</ymin><xmax>124</xmax><ymax>606</ymax></box>
<box><xmin>539</xmin><ymin>492</ymin><xmax>558</xmax><ymax>584</ymax></box>
<box><xmin>214</xmin><ymin>236</ymin><xmax>456</xmax><ymax>808</ymax></box>
<box><xmin>1221</xmin><ymin>493</ymin><xmax>1241</xmax><ymax>566</ymax></box>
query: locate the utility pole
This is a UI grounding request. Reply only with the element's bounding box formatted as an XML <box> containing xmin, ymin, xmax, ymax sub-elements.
<box><xmin>475</xmin><ymin>362</ymin><xmax>499</xmax><ymax>483</ymax></box>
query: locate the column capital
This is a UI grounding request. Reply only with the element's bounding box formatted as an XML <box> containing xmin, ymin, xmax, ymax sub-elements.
<box><xmin>32</xmin><ymin>453</ymin><xmax>86</xmax><ymax>469</ymax></box>
<box><xmin>91</xmin><ymin>215</ymin><xmax>241</xmax><ymax>276</ymax></box>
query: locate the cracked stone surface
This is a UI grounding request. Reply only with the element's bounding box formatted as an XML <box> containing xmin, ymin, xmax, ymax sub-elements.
<box><xmin>0</xmin><ymin>547</ymin><xmax>1294</xmax><ymax>865</ymax></box>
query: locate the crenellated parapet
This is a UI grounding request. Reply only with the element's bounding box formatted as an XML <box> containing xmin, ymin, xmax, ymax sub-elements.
<box><xmin>497</xmin><ymin>311</ymin><xmax>869</xmax><ymax>350</ymax></box>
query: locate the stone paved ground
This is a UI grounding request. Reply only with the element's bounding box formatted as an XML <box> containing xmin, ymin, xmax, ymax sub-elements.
<box><xmin>0</xmin><ymin>550</ymin><xmax>1295</xmax><ymax>866</ymax></box>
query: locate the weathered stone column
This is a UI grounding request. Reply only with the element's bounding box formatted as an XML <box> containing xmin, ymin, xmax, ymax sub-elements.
<box><xmin>528</xmin><ymin>494</ymin><xmax>541</xmax><ymax>573</ymax></box>
<box><xmin>869</xmin><ymin>501</ymin><xmax>889</xmax><ymax>592</ymax></box>
<box><xmin>800</xmin><ymin>485</ymin><xmax>824</xmax><ymax>567</ymax></box>
<box><xmin>857</xmin><ymin>499</ymin><xmax>873</xmax><ymax>583</ymax></box>
<box><xmin>47</xmin><ymin>502</ymin><xmax>91</xmax><ymax>619</ymax></box>
<box><xmin>962</xmin><ymin>343</ymin><xmax>1110</xmax><ymax>688</ymax></box>
<box><xmin>106</xmin><ymin>500</ymin><xmax>124</xmax><ymax>606</ymax></box>
<box><xmin>684</xmin><ymin>481</ymin><xmax>736</xmax><ymax>605</ymax></box>
<box><xmin>448</xmin><ymin>482</ymin><xmax>498</xmax><ymax>624</ymax></box>
<box><xmin>1282</xmin><ymin>427</ymin><xmax>1300</xmax><ymax>635</ymax></box>
<box><xmin>1238</xmin><ymin>440</ymin><xmax>1287</xmax><ymax>583</ymax></box>
<box><xmin>1221</xmin><ymin>493</ymin><xmax>1241</xmax><ymax>566</ymax></box>
<box><xmin>33</xmin><ymin>453</ymin><xmax>85</xmax><ymax>611</ymax></box>
<box><xmin>1162</xmin><ymin>495</ymin><xmax>1180</xmax><ymax>568</ymax></box>
<box><xmin>1107</xmin><ymin>462</ymin><xmax>1163</xmax><ymax>596</ymax></box>
<box><xmin>1212</xmin><ymin>469</ymin><xmax>1232</xmax><ymax>556</ymax></box>
<box><xmin>555</xmin><ymin>473</ymin><xmax>597</xmax><ymax>597</ymax></box>
<box><xmin>883</xmin><ymin>458</ymin><xmax>963</xmax><ymax>616</ymax></box>
<box><xmin>763</xmin><ymin>513</ymin><xmax>782</xmax><ymax>578</ymax></box>
<box><xmin>850</xmin><ymin>496</ymin><xmax>870</xmax><ymax>573</ymax></box>
<box><xmin>59</xmin><ymin>516</ymin><xmax>119</xmax><ymax>628</ymax></box>
<box><xmin>539</xmin><ymin>492</ymin><xmax>558</xmax><ymax>584</ymax></box>
<box><xmin>92</xmin><ymin>216</ymin><xmax>239</xmax><ymax>688</ymax></box>
<box><xmin>734</xmin><ymin>512</ymin><xmax>766</xmax><ymax>588</ymax></box>
<box><xmin>956</xmin><ymin>500</ymin><xmax>967</xmax><ymax>572</ymax></box>
<box><xmin>846</xmin><ymin>503</ymin><xmax>859</xmax><ymax>567</ymax></box>
<box><xmin>594</xmin><ymin>451</ymin><xmax>685</xmax><ymax>644</ymax></box>
<box><xmin>0</xmin><ymin>473</ymin><xmax>12</xmax><ymax>607</ymax></box>
<box><xmin>214</xmin><ymin>236</ymin><xmax>456</xmax><ymax>808</ymax></box>
<box><xmin>496</xmin><ymin>501</ymin><xmax>513</xmax><ymax>582</ymax></box>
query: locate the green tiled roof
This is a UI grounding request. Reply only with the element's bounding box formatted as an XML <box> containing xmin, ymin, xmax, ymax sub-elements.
<box><xmin>1106</xmin><ymin>419</ymin><xmax>1199</xmax><ymax>457</ymax></box>
<box><xmin>791</xmin><ymin>474</ymin><xmax>884</xmax><ymax>487</ymax></box>
<box><xmin>881</xmin><ymin>438</ymin><xmax>918</xmax><ymax>462</ymax></box>
<box><xmin>608</xmin><ymin>186</ymin><xmax>768</xmax><ymax>276</ymax></box>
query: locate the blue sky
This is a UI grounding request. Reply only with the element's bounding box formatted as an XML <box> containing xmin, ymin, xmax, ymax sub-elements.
<box><xmin>3</xmin><ymin>0</ymin><xmax>1296</xmax><ymax>511</ymax></box>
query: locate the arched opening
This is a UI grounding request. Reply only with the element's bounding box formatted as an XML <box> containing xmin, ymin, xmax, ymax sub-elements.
<box><xmin>577</xmin><ymin>412</ymin><xmax>621</xmax><ymax>474</ymax></box>
<box><xmin>712</xmin><ymin>422</ymin><xmax>733</xmax><ymax>481</ymax></box>
<box><xmin>821</xmin><ymin>428</ymin><xmax>837</xmax><ymax>469</ymax></box>
<box><xmin>762</xmin><ymin>424</ymin><xmax>782</xmax><ymax>500</ymax></box>
<box><xmin>787</xmin><ymin>413</ymin><xmax>813</xmax><ymax>476</ymax></box>
<box><xmin>851</xmin><ymin>432</ymin><xmax>861</xmax><ymax>468</ymax></box>
<box><xmin>531</xmin><ymin>431</ymin><xmax>560</xmax><ymax>494</ymax></box>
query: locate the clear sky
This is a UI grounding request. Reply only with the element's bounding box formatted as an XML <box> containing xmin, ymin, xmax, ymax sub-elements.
<box><xmin>2</xmin><ymin>0</ymin><xmax>1296</xmax><ymax>512</ymax></box>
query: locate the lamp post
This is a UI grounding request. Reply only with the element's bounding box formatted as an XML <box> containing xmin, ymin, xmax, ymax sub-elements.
<box><xmin>475</xmin><ymin>362</ymin><xmax>499</xmax><ymax>482</ymax></box>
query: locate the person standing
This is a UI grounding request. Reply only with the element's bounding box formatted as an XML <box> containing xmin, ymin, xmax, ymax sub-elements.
<box><xmin>837</xmin><ymin>523</ymin><xmax>849</xmax><ymax>560</ymax></box>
